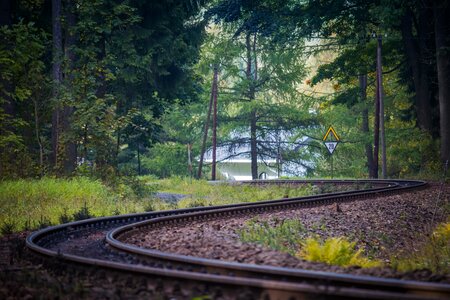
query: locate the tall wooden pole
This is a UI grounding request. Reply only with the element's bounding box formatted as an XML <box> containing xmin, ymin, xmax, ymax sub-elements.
<box><xmin>211</xmin><ymin>66</ymin><xmax>219</xmax><ymax>180</ymax></box>
<box><xmin>377</xmin><ymin>35</ymin><xmax>387</xmax><ymax>179</ymax></box>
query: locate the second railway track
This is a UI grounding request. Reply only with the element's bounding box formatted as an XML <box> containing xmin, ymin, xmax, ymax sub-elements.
<box><xmin>26</xmin><ymin>179</ymin><xmax>450</xmax><ymax>299</ymax></box>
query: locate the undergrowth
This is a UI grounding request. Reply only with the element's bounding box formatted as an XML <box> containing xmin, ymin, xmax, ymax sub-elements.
<box><xmin>391</xmin><ymin>222</ymin><xmax>450</xmax><ymax>274</ymax></box>
<box><xmin>238</xmin><ymin>217</ymin><xmax>382</xmax><ymax>268</ymax></box>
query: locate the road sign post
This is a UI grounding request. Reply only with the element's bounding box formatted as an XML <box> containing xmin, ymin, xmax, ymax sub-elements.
<box><xmin>323</xmin><ymin>126</ymin><xmax>340</xmax><ymax>178</ymax></box>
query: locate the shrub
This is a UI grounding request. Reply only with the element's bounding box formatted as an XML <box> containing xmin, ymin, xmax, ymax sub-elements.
<box><xmin>297</xmin><ymin>237</ymin><xmax>382</xmax><ymax>268</ymax></box>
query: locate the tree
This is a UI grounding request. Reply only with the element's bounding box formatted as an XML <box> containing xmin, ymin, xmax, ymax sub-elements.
<box><xmin>433</xmin><ymin>0</ymin><xmax>450</xmax><ymax>163</ymax></box>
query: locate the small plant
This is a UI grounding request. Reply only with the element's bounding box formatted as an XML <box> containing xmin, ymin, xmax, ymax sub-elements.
<box><xmin>391</xmin><ymin>222</ymin><xmax>450</xmax><ymax>274</ymax></box>
<box><xmin>112</xmin><ymin>208</ymin><xmax>121</xmax><ymax>215</ymax></box>
<box><xmin>1</xmin><ymin>220</ymin><xmax>16</xmax><ymax>235</ymax></box>
<box><xmin>37</xmin><ymin>215</ymin><xmax>52</xmax><ymax>229</ymax></box>
<box><xmin>144</xmin><ymin>203</ymin><xmax>155</xmax><ymax>212</ymax></box>
<box><xmin>58</xmin><ymin>208</ymin><xmax>72</xmax><ymax>224</ymax></box>
<box><xmin>297</xmin><ymin>237</ymin><xmax>382</xmax><ymax>268</ymax></box>
<box><xmin>73</xmin><ymin>206</ymin><xmax>94</xmax><ymax>221</ymax></box>
<box><xmin>238</xmin><ymin>218</ymin><xmax>305</xmax><ymax>254</ymax></box>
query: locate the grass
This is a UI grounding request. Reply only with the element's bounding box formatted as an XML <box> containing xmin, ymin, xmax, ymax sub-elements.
<box><xmin>0</xmin><ymin>177</ymin><xmax>150</xmax><ymax>233</ymax></box>
<box><xmin>391</xmin><ymin>222</ymin><xmax>450</xmax><ymax>274</ymax></box>
<box><xmin>144</xmin><ymin>176</ymin><xmax>318</xmax><ymax>208</ymax></box>
<box><xmin>237</xmin><ymin>217</ymin><xmax>306</xmax><ymax>255</ymax></box>
<box><xmin>0</xmin><ymin>176</ymin><xmax>320</xmax><ymax>234</ymax></box>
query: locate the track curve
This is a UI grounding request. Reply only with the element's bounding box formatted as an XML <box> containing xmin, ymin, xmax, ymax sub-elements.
<box><xmin>27</xmin><ymin>179</ymin><xmax>450</xmax><ymax>299</ymax></box>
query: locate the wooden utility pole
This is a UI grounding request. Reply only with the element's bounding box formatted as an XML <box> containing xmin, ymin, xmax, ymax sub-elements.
<box><xmin>197</xmin><ymin>66</ymin><xmax>217</xmax><ymax>179</ymax></box>
<box><xmin>211</xmin><ymin>66</ymin><xmax>219</xmax><ymax>180</ymax></box>
<box><xmin>377</xmin><ymin>35</ymin><xmax>387</xmax><ymax>179</ymax></box>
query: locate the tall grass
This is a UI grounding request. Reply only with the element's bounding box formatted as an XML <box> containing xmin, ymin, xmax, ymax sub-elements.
<box><xmin>0</xmin><ymin>177</ymin><xmax>148</xmax><ymax>233</ymax></box>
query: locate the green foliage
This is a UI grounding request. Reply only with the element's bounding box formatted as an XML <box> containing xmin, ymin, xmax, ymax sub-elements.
<box><xmin>141</xmin><ymin>143</ymin><xmax>192</xmax><ymax>178</ymax></box>
<box><xmin>391</xmin><ymin>223</ymin><xmax>450</xmax><ymax>274</ymax></box>
<box><xmin>238</xmin><ymin>218</ymin><xmax>305</xmax><ymax>254</ymax></box>
<box><xmin>297</xmin><ymin>237</ymin><xmax>383</xmax><ymax>268</ymax></box>
<box><xmin>0</xmin><ymin>21</ymin><xmax>49</xmax><ymax>179</ymax></box>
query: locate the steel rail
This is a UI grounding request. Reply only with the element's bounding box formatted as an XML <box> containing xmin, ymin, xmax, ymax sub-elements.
<box><xmin>26</xmin><ymin>179</ymin><xmax>449</xmax><ymax>299</ymax></box>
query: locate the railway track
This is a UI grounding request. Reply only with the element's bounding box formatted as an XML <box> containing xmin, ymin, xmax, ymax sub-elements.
<box><xmin>26</xmin><ymin>179</ymin><xmax>450</xmax><ymax>299</ymax></box>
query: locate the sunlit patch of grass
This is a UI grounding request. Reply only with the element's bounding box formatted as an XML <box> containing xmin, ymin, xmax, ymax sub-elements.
<box><xmin>144</xmin><ymin>177</ymin><xmax>316</xmax><ymax>208</ymax></box>
<box><xmin>297</xmin><ymin>237</ymin><xmax>383</xmax><ymax>268</ymax></box>
<box><xmin>0</xmin><ymin>177</ymin><xmax>150</xmax><ymax>233</ymax></box>
<box><xmin>391</xmin><ymin>222</ymin><xmax>450</xmax><ymax>274</ymax></box>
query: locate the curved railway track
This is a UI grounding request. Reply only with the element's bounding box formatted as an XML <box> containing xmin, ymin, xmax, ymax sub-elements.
<box><xmin>26</xmin><ymin>179</ymin><xmax>450</xmax><ymax>299</ymax></box>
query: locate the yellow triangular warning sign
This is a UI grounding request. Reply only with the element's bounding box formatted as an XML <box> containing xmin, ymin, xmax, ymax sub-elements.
<box><xmin>323</xmin><ymin>126</ymin><xmax>340</xmax><ymax>141</ymax></box>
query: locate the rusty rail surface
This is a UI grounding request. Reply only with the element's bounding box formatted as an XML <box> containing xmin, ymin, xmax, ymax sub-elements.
<box><xmin>27</xmin><ymin>179</ymin><xmax>450</xmax><ymax>299</ymax></box>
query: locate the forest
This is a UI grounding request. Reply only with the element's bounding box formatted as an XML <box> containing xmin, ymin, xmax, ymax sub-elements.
<box><xmin>1</xmin><ymin>0</ymin><xmax>449</xmax><ymax>182</ymax></box>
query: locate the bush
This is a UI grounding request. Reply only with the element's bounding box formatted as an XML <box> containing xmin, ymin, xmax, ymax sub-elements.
<box><xmin>297</xmin><ymin>237</ymin><xmax>382</xmax><ymax>268</ymax></box>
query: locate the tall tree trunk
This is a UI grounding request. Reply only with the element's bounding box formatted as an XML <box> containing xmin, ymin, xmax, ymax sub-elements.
<box><xmin>246</xmin><ymin>32</ymin><xmax>258</xmax><ymax>180</ymax></box>
<box><xmin>51</xmin><ymin>0</ymin><xmax>63</xmax><ymax>170</ymax></box>
<box><xmin>433</xmin><ymin>0</ymin><xmax>450</xmax><ymax>162</ymax></box>
<box><xmin>373</xmin><ymin>75</ymin><xmax>380</xmax><ymax>179</ymax></box>
<box><xmin>137</xmin><ymin>144</ymin><xmax>141</xmax><ymax>176</ymax></box>
<box><xmin>401</xmin><ymin>7</ymin><xmax>433</xmax><ymax>134</ymax></box>
<box><xmin>359</xmin><ymin>75</ymin><xmax>374</xmax><ymax>177</ymax></box>
<box><xmin>197</xmin><ymin>66</ymin><xmax>217</xmax><ymax>179</ymax></box>
<box><xmin>377</xmin><ymin>35</ymin><xmax>387</xmax><ymax>179</ymax></box>
<box><xmin>62</xmin><ymin>0</ymin><xmax>77</xmax><ymax>175</ymax></box>
<box><xmin>211</xmin><ymin>66</ymin><xmax>219</xmax><ymax>181</ymax></box>
<box><xmin>250</xmin><ymin>110</ymin><xmax>258</xmax><ymax>179</ymax></box>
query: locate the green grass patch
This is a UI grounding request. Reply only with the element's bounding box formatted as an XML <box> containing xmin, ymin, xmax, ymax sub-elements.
<box><xmin>391</xmin><ymin>222</ymin><xmax>450</xmax><ymax>274</ymax></box>
<box><xmin>0</xmin><ymin>177</ymin><xmax>150</xmax><ymax>233</ymax></box>
<box><xmin>238</xmin><ymin>218</ymin><xmax>306</xmax><ymax>255</ymax></box>
<box><xmin>143</xmin><ymin>176</ymin><xmax>316</xmax><ymax>208</ymax></box>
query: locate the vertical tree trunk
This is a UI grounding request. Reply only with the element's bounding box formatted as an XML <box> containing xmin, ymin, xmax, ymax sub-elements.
<box><xmin>401</xmin><ymin>7</ymin><xmax>433</xmax><ymax>134</ymax></box>
<box><xmin>62</xmin><ymin>0</ymin><xmax>77</xmax><ymax>175</ymax></box>
<box><xmin>373</xmin><ymin>75</ymin><xmax>380</xmax><ymax>179</ymax></box>
<box><xmin>137</xmin><ymin>144</ymin><xmax>141</xmax><ymax>176</ymax></box>
<box><xmin>51</xmin><ymin>0</ymin><xmax>63</xmax><ymax>170</ymax></box>
<box><xmin>377</xmin><ymin>35</ymin><xmax>387</xmax><ymax>179</ymax></box>
<box><xmin>433</xmin><ymin>0</ymin><xmax>450</xmax><ymax>162</ymax></box>
<box><xmin>197</xmin><ymin>67</ymin><xmax>216</xmax><ymax>179</ymax></box>
<box><xmin>359</xmin><ymin>74</ymin><xmax>374</xmax><ymax>177</ymax></box>
<box><xmin>246</xmin><ymin>32</ymin><xmax>258</xmax><ymax>180</ymax></box>
<box><xmin>33</xmin><ymin>97</ymin><xmax>44</xmax><ymax>173</ymax></box>
<box><xmin>211</xmin><ymin>66</ymin><xmax>219</xmax><ymax>180</ymax></box>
